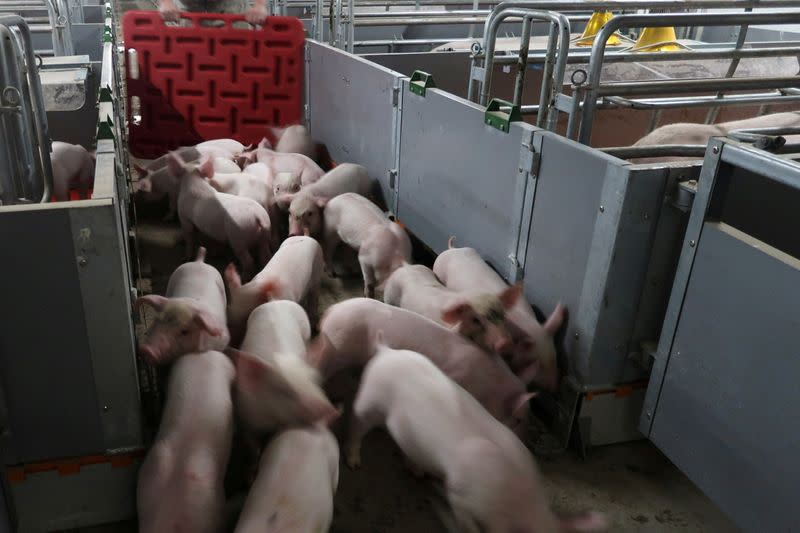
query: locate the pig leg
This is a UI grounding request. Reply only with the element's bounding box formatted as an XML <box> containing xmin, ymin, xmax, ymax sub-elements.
<box><xmin>321</xmin><ymin>225</ymin><xmax>340</xmax><ymax>276</ymax></box>
<box><xmin>180</xmin><ymin>216</ymin><xmax>196</xmax><ymax>259</ymax></box>
<box><xmin>164</xmin><ymin>191</ymin><xmax>178</xmax><ymax>222</ymax></box>
<box><xmin>257</xmin><ymin>231</ymin><xmax>272</xmax><ymax>267</ymax></box>
<box><xmin>359</xmin><ymin>259</ymin><xmax>377</xmax><ymax>299</ymax></box>
<box><xmin>345</xmin><ymin>401</ymin><xmax>382</xmax><ymax>469</ymax></box>
<box><xmin>306</xmin><ymin>284</ymin><xmax>320</xmax><ymax>329</ymax></box>
<box><xmin>233</xmin><ymin>245</ymin><xmax>256</xmax><ymax>280</ymax></box>
<box><xmin>78</xmin><ymin>160</ymin><xmax>93</xmax><ymax>199</ymax></box>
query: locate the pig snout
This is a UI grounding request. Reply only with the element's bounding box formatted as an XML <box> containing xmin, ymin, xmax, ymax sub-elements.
<box><xmin>137</xmin><ymin>334</ymin><xmax>173</xmax><ymax>365</ymax></box>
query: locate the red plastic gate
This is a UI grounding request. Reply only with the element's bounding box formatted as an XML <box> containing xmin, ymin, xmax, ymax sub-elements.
<box><xmin>123</xmin><ymin>11</ymin><xmax>305</xmax><ymax>158</ymax></box>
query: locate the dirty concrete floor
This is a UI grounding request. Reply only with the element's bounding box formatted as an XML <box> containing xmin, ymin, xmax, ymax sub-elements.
<box><xmin>94</xmin><ymin>207</ymin><xmax>739</xmax><ymax>533</ymax></box>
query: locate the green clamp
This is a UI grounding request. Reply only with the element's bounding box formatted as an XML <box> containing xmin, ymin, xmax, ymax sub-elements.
<box><xmin>97</xmin><ymin>116</ymin><xmax>115</xmax><ymax>140</ymax></box>
<box><xmin>409</xmin><ymin>70</ymin><xmax>436</xmax><ymax>97</ymax></box>
<box><xmin>99</xmin><ymin>85</ymin><xmax>113</xmax><ymax>103</ymax></box>
<box><xmin>484</xmin><ymin>98</ymin><xmax>521</xmax><ymax>133</ymax></box>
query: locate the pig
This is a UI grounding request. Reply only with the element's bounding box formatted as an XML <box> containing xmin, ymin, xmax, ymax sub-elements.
<box><xmin>281</xmin><ymin>163</ymin><xmax>373</xmax><ymax>238</ymax></box>
<box><xmin>346</xmin><ymin>344</ymin><xmax>607</xmax><ymax>533</ymax></box>
<box><xmin>225</xmin><ymin>236</ymin><xmax>323</xmax><ymax>343</ymax></box>
<box><xmin>269</xmin><ymin>124</ymin><xmax>316</xmax><ymax>160</ymax></box>
<box><xmin>433</xmin><ymin>239</ymin><xmax>565</xmax><ymax>392</ymax></box>
<box><xmin>169</xmin><ymin>154</ymin><xmax>272</xmax><ymax>278</ymax></box>
<box><xmin>134</xmin><ymin>146</ymin><xmax>200</xmax><ymax>177</ymax></box>
<box><xmin>137</xmin><ymin>350</ymin><xmax>235</xmax><ymax>533</ymax></box>
<box><xmin>50</xmin><ymin>141</ymin><xmax>95</xmax><ymax>201</ymax></box>
<box><xmin>230</xmin><ymin>300</ymin><xmax>337</xmax><ymax>435</ymax></box>
<box><xmin>239</xmin><ymin>138</ymin><xmax>324</xmax><ymax>196</ymax></box>
<box><xmin>134</xmin><ymin>154</ymin><xmax>236</xmax><ymax>219</ymax></box>
<box><xmin>196</xmin><ymin>138</ymin><xmax>247</xmax><ymax>158</ymax></box>
<box><xmin>631</xmin><ymin>111</ymin><xmax>800</xmax><ymax>163</ymax></box>
<box><xmin>207</xmin><ymin>171</ymin><xmax>280</xmax><ymax>249</ymax></box>
<box><xmin>383</xmin><ymin>263</ymin><xmax>524</xmax><ymax>355</ymax></box>
<box><xmin>234</xmin><ymin>426</ymin><xmax>339</xmax><ymax>533</ymax></box>
<box><xmin>135</xmin><ymin>247</ymin><xmax>230</xmax><ymax>366</ymax></box>
<box><xmin>242</xmin><ymin>162</ymin><xmax>274</xmax><ymax>186</ymax></box>
<box><xmin>322</xmin><ymin>192</ymin><xmax>411</xmax><ymax>298</ymax></box>
<box><xmin>309</xmin><ymin>298</ymin><xmax>535</xmax><ymax>433</ymax></box>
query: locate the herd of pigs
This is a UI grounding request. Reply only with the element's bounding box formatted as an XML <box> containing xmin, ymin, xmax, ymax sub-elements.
<box><xmin>126</xmin><ymin>124</ymin><xmax>601</xmax><ymax>533</ymax></box>
<box><xmin>45</xmin><ymin>110</ymin><xmax>800</xmax><ymax>532</ymax></box>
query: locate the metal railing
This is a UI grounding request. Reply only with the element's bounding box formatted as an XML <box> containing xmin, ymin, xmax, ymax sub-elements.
<box><xmin>572</xmin><ymin>11</ymin><xmax>800</xmax><ymax>144</ymax></box>
<box><xmin>0</xmin><ymin>16</ymin><xmax>54</xmax><ymax>204</ymax></box>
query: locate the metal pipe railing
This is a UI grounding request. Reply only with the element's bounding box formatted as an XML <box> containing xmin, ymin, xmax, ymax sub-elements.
<box><xmin>0</xmin><ymin>16</ymin><xmax>53</xmax><ymax>203</ymax></box>
<box><xmin>577</xmin><ymin>11</ymin><xmax>800</xmax><ymax>144</ymax></box>
<box><xmin>44</xmin><ymin>0</ymin><xmax>74</xmax><ymax>56</ymax></box>
<box><xmin>705</xmin><ymin>6</ymin><xmax>752</xmax><ymax>125</ymax></box>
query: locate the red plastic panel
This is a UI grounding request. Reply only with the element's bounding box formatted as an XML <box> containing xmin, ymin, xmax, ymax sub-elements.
<box><xmin>123</xmin><ymin>11</ymin><xmax>305</xmax><ymax>158</ymax></box>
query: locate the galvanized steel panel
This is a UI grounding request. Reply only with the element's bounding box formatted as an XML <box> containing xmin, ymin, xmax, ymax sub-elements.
<box><xmin>650</xmin><ymin>221</ymin><xmax>800</xmax><ymax>532</ymax></box>
<box><xmin>0</xmin><ymin>204</ymin><xmax>105</xmax><ymax>463</ymax></box>
<box><xmin>307</xmin><ymin>41</ymin><xmax>404</xmax><ymax>209</ymax></box>
<box><xmin>523</xmin><ymin>132</ymin><xmax>662</xmax><ymax>386</ymax></box>
<box><xmin>397</xmin><ymin>82</ymin><xmax>531</xmax><ymax>273</ymax></box>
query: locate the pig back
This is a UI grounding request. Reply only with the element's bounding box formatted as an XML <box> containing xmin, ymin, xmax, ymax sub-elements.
<box><xmin>241</xmin><ymin>301</ymin><xmax>311</xmax><ymax>362</ymax></box>
<box><xmin>308</xmin><ymin>163</ymin><xmax>371</xmax><ymax>199</ymax></box>
<box><xmin>158</xmin><ymin>351</ymin><xmax>235</xmax><ymax>451</ymax></box>
<box><xmin>166</xmin><ymin>262</ymin><xmax>227</xmax><ymax>314</ymax></box>
<box><xmin>259</xmin><ymin>236</ymin><xmax>322</xmax><ymax>302</ymax></box>
<box><xmin>235</xmin><ymin>426</ymin><xmax>338</xmax><ymax>533</ymax></box>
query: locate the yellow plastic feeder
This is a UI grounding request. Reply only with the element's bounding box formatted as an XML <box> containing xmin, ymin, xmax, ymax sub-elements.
<box><xmin>572</xmin><ymin>11</ymin><xmax>624</xmax><ymax>47</ymax></box>
<box><xmin>630</xmin><ymin>26</ymin><xmax>688</xmax><ymax>52</ymax></box>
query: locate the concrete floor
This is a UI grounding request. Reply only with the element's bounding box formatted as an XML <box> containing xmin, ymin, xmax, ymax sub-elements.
<box><xmin>107</xmin><ymin>2</ymin><xmax>737</xmax><ymax>530</ymax></box>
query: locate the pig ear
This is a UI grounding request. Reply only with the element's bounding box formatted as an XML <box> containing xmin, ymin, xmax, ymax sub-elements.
<box><xmin>194</xmin><ymin>311</ymin><xmax>224</xmax><ymax>337</ymax></box>
<box><xmin>558</xmin><ymin>511</ymin><xmax>608</xmax><ymax>532</ymax></box>
<box><xmin>511</xmin><ymin>392</ymin><xmax>538</xmax><ymax>417</ymax></box>
<box><xmin>544</xmin><ymin>303</ymin><xmax>566</xmax><ymax>336</ymax></box>
<box><xmin>166</xmin><ymin>151</ymin><xmax>186</xmax><ymax>177</ymax></box>
<box><xmin>198</xmin><ymin>157</ymin><xmax>215</xmax><ymax>179</ymax></box>
<box><xmin>516</xmin><ymin>358</ymin><xmax>541</xmax><ymax>385</ymax></box>
<box><xmin>135</xmin><ymin>294</ymin><xmax>169</xmax><ymax>313</ymax></box>
<box><xmin>259</xmin><ymin>280</ymin><xmax>280</xmax><ymax>301</ymax></box>
<box><xmin>258</xmin><ymin>137</ymin><xmax>271</xmax><ymax>149</ymax></box>
<box><xmin>305</xmin><ymin>334</ymin><xmax>330</xmax><ymax>369</ymax></box>
<box><xmin>499</xmin><ymin>283</ymin><xmax>523</xmax><ymax>310</ymax></box>
<box><xmin>136</xmin><ymin>178</ymin><xmax>152</xmax><ymax>193</ymax></box>
<box><xmin>224</xmin><ymin>263</ymin><xmax>242</xmax><ymax>290</ymax></box>
<box><xmin>207</xmin><ymin>178</ymin><xmax>222</xmax><ymax>191</ymax></box>
<box><xmin>441</xmin><ymin>301</ymin><xmax>472</xmax><ymax>324</ymax></box>
<box><xmin>232</xmin><ymin>348</ymin><xmax>275</xmax><ymax>384</ymax></box>
<box><xmin>313</xmin><ymin>195</ymin><xmax>330</xmax><ymax>208</ymax></box>
<box><xmin>447</xmin><ymin>235</ymin><xmax>456</xmax><ymax>249</ymax></box>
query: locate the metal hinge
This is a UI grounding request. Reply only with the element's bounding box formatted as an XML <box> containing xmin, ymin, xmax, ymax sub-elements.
<box><xmin>392</xmin><ymin>86</ymin><xmax>400</xmax><ymax>107</ymax></box>
<box><xmin>304</xmin><ymin>104</ymin><xmax>310</xmax><ymax>123</ymax></box>
<box><xmin>388</xmin><ymin>168</ymin><xmax>398</xmax><ymax>189</ymax></box>
<box><xmin>519</xmin><ymin>133</ymin><xmax>540</xmax><ymax>178</ymax></box>
<box><xmin>304</xmin><ymin>46</ymin><xmax>311</xmax><ymax>63</ymax></box>
<box><xmin>470</xmin><ymin>65</ymin><xmax>485</xmax><ymax>83</ymax></box>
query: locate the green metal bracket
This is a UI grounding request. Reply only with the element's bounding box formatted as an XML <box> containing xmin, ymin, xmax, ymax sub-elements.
<box><xmin>97</xmin><ymin>117</ymin><xmax>115</xmax><ymax>140</ymax></box>
<box><xmin>99</xmin><ymin>85</ymin><xmax>113</xmax><ymax>103</ymax></box>
<box><xmin>484</xmin><ymin>98</ymin><xmax>521</xmax><ymax>133</ymax></box>
<box><xmin>409</xmin><ymin>70</ymin><xmax>436</xmax><ymax>97</ymax></box>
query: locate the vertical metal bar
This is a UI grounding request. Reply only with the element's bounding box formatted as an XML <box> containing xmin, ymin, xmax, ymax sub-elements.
<box><xmin>705</xmin><ymin>7</ymin><xmax>752</xmax><ymax>124</ymax></box>
<box><xmin>512</xmin><ymin>15</ymin><xmax>532</xmax><ymax>106</ymax></box>
<box><xmin>347</xmin><ymin>0</ymin><xmax>354</xmax><ymax>53</ymax></box>
<box><xmin>535</xmin><ymin>20</ymin><xmax>556</xmax><ymax>127</ymax></box>
<box><xmin>545</xmin><ymin>13</ymin><xmax>570</xmax><ymax>131</ymax></box>
<box><xmin>316</xmin><ymin>0</ymin><xmax>324</xmax><ymax>40</ymax></box>
<box><xmin>565</xmin><ymin>85</ymin><xmax>582</xmax><ymax>140</ymax></box>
